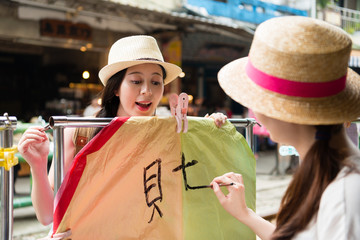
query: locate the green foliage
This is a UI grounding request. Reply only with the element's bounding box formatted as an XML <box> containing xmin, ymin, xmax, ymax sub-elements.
<box><xmin>317</xmin><ymin>0</ymin><xmax>340</xmax><ymax>9</ymax></box>
<box><xmin>344</xmin><ymin>23</ymin><xmax>360</xmax><ymax>34</ymax></box>
<box><xmin>317</xmin><ymin>0</ymin><xmax>330</xmax><ymax>9</ymax></box>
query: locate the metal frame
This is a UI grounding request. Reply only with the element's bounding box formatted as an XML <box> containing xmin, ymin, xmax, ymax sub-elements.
<box><xmin>0</xmin><ymin>114</ymin><xmax>17</xmax><ymax>240</ymax></box>
<box><xmin>1</xmin><ymin>115</ymin><xmax>358</xmax><ymax>239</ymax></box>
<box><xmin>0</xmin><ymin>115</ymin><xmax>256</xmax><ymax>240</ymax></box>
<box><xmin>49</xmin><ymin>116</ymin><xmax>257</xmax><ymax>193</ymax></box>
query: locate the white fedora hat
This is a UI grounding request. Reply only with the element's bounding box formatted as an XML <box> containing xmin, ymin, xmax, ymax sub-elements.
<box><xmin>99</xmin><ymin>35</ymin><xmax>182</xmax><ymax>85</ymax></box>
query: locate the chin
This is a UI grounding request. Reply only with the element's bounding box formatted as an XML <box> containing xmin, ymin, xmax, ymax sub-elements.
<box><xmin>138</xmin><ymin>111</ymin><xmax>154</xmax><ymax>116</ymax></box>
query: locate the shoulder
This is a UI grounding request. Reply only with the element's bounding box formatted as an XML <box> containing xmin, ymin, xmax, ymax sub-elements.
<box><xmin>72</xmin><ymin>127</ymin><xmax>97</xmax><ymax>156</ymax></box>
<box><xmin>323</xmin><ymin>168</ymin><xmax>360</xmax><ymax>213</ymax></box>
<box><xmin>316</xmin><ymin>168</ymin><xmax>360</xmax><ymax>239</ymax></box>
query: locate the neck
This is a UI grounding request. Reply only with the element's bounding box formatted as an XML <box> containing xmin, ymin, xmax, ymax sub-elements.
<box><xmin>287</xmin><ymin>125</ymin><xmax>316</xmax><ymax>160</ymax></box>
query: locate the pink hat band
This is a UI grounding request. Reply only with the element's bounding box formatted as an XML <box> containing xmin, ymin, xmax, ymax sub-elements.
<box><xmin>246</xmin><ymin>59</ymin><xmax>347</xmax><ymax>98</ymax></box>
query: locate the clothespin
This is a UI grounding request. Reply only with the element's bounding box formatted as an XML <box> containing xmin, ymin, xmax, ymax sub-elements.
<box><xmin>169</xmin><ymin>92</ymin><xmax>189</xmax><ymax>133</ymax></box>
<box><xmin>169</xmin><ymin>93</ymin><xmax>178</xmax><ymax>116</ymax></box>
<box><xmin>0</xmin><ymin>146</ymin><xmax>19</xmax><ymax>171</ymax></box>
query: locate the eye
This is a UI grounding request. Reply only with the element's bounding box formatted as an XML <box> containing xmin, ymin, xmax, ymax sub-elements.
<box><xmin>131</xmin><ymin>80</ymin><xmax>142</xmax><ymax>84</ymax></box>
<box><xmin>152</xmin><ymin>80</ymin><xmax>162</xmax><ymax>86</ymax></box>
<box><xmin>151</xmin><ymin>75</ymin><xmax>163</xmax><ymax>86</ymax></box>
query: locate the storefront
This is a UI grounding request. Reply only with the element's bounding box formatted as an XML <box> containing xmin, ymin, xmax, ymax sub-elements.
<box><xmin>0</xmin><ymin>0</ymin><xmax>254</xmax><ymax>121</ymax></box>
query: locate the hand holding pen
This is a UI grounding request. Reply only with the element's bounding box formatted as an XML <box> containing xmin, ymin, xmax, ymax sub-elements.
<box><xmin>192</xmin><ymin>182</ymin><xmax>235</xmax><ymax>189</ymax></box>
<box><xmin>211</xmin><ymin>172</ymin><xmax>249</xmax><ymax>223</ymax></box>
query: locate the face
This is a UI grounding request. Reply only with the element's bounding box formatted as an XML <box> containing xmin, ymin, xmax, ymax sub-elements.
<box><xmin>254</xmin><ymin>112</ymin><xmax>296</xmax><ymax>145</ymax></box>
<box><xmin>115</xmin><ymin>63</ymin><xmax>164</xmax><ymax>117</ymax></box>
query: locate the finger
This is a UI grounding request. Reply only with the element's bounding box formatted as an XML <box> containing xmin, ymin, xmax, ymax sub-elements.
<box><xmin>211</xmin><ymin>176</ymin><xmax>225</xmax><ymax>184</ymax></box>
<box><xmin>224</xmin><ymin>176</ymin><xmax>244</xmax><ymax>194</ymax></box>
<box><xmin>223</xmin><ymin>172</ymin><xmax>235</xmax><ymax>178</ymax></box>
<box><xmin>19</xmin><ymin>129</ymin><xmax>46</xmax><ymax>140</ymax></box>
<box><xmin>18</xmin><ymin>133</ymin><xmax>46</xmax><ymax>146</ymax></box>
<box><xmin>212</xmin><ymin>182</ymin><xmax>226</xmax><ymax>202</ymax></box>
<box><xmin>233</xmin><ymin>173</ymin><xmax>244</xmax><ymax>184</ymax></box>
<box><xmin>24</xmin><ymin>127</ymin><xmax>45</xmax><ymax>134</ymax></box>
<box><xmin>225</xmin><ymin>173</ymin><xmax>243</xmax><ymax>184</ymax></box>
<box><xmin>25</xmin><ymin>128</ymin><xmax>47</xmax><ymax>137</ymax></box>
<box><xmin>18</xmin><ymin>138</ymin><xmax>42</xmax><ymax>153</ymax></box>
<box><xmin>208</xmin><ymin>113</ymin><xmax>216</xmax><ymax>119</ymax></box>
<box><xmin>19</xmin><ymin>136</ymin><xmax>48</xmax><ymax>151</ymax></box>
<box><xmin>22</xmin><ymin>132</ymin><xmax>46</xmax><ymax>141</ymax></box>
<box><xmin>212</xmin><ymin>175</ymin><xmax>234</xmax><ymax>185</ymax></box>
<box><xmin>215</xmin><ymin>119</ymin><xmax>221</xmax><ymax>128</ymax></box>
<box><xmin>52</xmin><ymin>229</ymin><xmax>72</xmax><ymax>239</ymax></box>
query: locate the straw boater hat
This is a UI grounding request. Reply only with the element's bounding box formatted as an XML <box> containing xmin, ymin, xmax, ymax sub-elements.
<box><xmin>99</xmin><ymin>35</ymin><xmax>182</xmax><ymax>85</ymax></box>
<box><xmin>218</xmin><ymin>16</ymin><xmax>360</xmax><ymax>125</ymax></box>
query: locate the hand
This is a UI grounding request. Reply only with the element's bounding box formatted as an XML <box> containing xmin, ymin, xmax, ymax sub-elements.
<box><xmin>205</xmin><ymin>112</ymin><xmax>227</xmax><ymax>128</ymax></box>
<box><xmin>38</xmin><ymin>229</ymin><xmax>72</xmax><ymax>240</ymax></box>
<box><xmin>18</xmin><ymin>126</ymin><xmax>50</xmax><ymax>169</ymax></box>
<box><xmin>211</xmin><ymin>172</ymin><xmax>250</xmax><ymax>222</ymax></box>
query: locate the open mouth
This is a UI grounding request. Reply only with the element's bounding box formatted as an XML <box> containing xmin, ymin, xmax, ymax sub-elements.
<box><xmin>136</xmin><ymin>102</ymin><xmax>152</xmax><ymax>111</ymax></box>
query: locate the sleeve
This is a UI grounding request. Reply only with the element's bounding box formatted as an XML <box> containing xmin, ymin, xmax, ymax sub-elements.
<box><xmin>316</xmin><ymin>172</ymin><xmax>360</xmax><ymax>240</ymax></box>
<box><xmin>344</xmin><ymin>173</ymin><xmax>360</xmax><ymax>239</ymax></box>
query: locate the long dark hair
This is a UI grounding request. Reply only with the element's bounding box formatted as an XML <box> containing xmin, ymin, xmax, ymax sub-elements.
<box><xmin>90</xmin><ymin>70</ymin><xmax>127</xmax><ymax>137</ymax></box>
<box><xmin>96</xmin><ymin>70</ymin><xmax>127</xmax><ymax>118</ymax></box>
<box><xmin>272</xmin><ymin>124</ymin><xmax>358</xmax><ymax>239</ymax></box>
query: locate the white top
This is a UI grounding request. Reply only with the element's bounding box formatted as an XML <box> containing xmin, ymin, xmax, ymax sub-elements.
<box><xmin>293</xmin><ymin>167</ymin><xmax>360</xmax><ymax>240</ymax></box>
<box><xmin>83</xmin><ymin>105</ymin><xmax>101</xmax><ymax>117</ymax></box>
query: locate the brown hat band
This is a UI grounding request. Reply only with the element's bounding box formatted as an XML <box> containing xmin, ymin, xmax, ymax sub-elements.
<box><xmin>136</xmin><ymin>57</ymin><xmax>162</xmax><ymax>62</ymax></box>
<box><xmin>245</xmin><ymin>59</ymin><xmax>347</xmax><ymax>98</ymax></box>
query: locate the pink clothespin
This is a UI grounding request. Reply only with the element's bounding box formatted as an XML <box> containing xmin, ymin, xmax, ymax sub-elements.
<box><xmin>169</xmin><ymin>93</ymin><xmax>178</xmax><ymax>116</ymax></box>
<box><xmin>169</xmin><ymin>93</ymin><xmax>189</xmax><ymax>133</ymax></box>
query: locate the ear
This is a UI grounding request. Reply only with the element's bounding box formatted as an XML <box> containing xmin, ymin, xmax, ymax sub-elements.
<box><xmin>114</xmin><ymin>89</ymin><xmax>119</xmax><ymax>97</ymax></box>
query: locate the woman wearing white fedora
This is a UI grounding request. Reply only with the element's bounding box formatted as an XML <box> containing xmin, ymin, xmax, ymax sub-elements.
<box><xmin>211</xmin><ymin>16</ymin><xmax>360</xmax><ymax>239</ymax></box>
<box><xmin>18</xmin><ymin>35</ymin><xmax>227</xmax><ymax>227</ymax></box>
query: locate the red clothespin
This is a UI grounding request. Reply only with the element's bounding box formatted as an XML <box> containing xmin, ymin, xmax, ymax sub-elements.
<box><xmin>169</xmin><ymin>93</ymin><xmax>189</xmax><ymax>133</ymax></box>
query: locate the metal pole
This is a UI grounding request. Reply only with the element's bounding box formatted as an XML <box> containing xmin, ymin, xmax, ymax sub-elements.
<box><xmin>0</xmin><ymin>114</ymin><xmax>17</xmax><ymax>240</ymax></box>
<box><xmin>50</xmin><ymin>116</ymin><xmax>114</xmax><ymax>193</ymax></box>
<box><xmin>49</xmin><ymin>116</ymin><xmax>113</xmax><ymax>128</ymax></box>
<box><xmin>353</xmin><ymin>118</ymin><xmax>360</xmax><ymax>124</ymax></box>
<box><xmin>245</xmin><ymin>122</ymin><xmax>255</xmax><ymax>153</ymax></box>
<box><xmin>52</xmin><ymin>126</ymin><xmax>64</xmax><ymax>195</ymax></box>
<box><xmin>49</xmin><ymin>116</ymin><xmax>256</xmax><ymax>131</ymax></box>
<box><xmin>229</xmin><ymin>118</ymin><xmax>257</xmax><ymax>152</ymax></box>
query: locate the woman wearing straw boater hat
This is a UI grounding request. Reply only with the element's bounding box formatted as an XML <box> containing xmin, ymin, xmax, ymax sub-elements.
<box><xmin>18</xmin><ymin>35</ymin><xmax>227</xmax><ymax>229</ymax></box>
<box><xmin>211</xmin><ymin>16</ymin><xmax>360</xmax><ymax>239</ymax></box>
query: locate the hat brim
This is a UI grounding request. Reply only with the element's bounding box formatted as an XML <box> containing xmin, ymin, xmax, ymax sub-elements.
<box><xmin>99</xmin><ymin>60</ymin><xmax>182</xmax><ymax>86</ymax></box>
<box><xmin>218</xmin><ymin>57</ymin><xmax>360</xmax><ymax>125</ymax></box>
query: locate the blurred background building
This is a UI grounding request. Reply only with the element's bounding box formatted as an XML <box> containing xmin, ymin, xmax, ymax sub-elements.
<box><xmin>0</xmin><ymin>0</ymin><xmax>358</xmax><ymax>122</ymax></box>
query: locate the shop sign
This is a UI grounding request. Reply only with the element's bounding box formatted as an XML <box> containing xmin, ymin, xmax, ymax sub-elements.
<box><xmin>40</xmin><ymin>19</ymin><xmax>92</xmax><ymax>41</ymax></box>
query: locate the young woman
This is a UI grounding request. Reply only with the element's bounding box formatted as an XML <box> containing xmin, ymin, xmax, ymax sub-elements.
<box><xmin>18</xmin><ymin>35</ymin><xmax>227</xmax><ymax>226</ymax></box>
<box><xmin>211</xmin><ymin>16</ymin><xmax>360</xmax><ymax>239</ymax></box>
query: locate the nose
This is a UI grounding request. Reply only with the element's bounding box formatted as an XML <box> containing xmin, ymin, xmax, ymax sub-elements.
<box><xmin>140</xmin><ymin>82</ymin><xmax>152</xmax><ymax>95</ymax></box>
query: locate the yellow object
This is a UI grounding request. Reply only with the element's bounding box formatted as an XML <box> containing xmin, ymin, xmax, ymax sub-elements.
<box><xmin>0</xmin><ymin>146</ymin><xmax>19</xmax><ymax>171</ymax></box>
